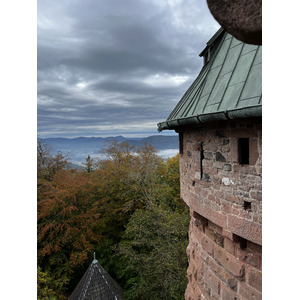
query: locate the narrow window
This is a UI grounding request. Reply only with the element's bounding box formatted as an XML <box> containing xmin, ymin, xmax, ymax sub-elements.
<box><xmin>179</xmin><ymin>132</ymin><xmax>183</xmax><ymax>155</ymax></box>
<box><xmin>238</xmin><ymin>138</ymin><xmax>249</xmax><ymax>164</ymax></box>
<box><xmin>200</xmin><ymin>142</ymin><xmax>204</xmax><ymax>179</ymax></box>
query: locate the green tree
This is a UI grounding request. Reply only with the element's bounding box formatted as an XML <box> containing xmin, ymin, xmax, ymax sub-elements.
<box><xmin>116</xmin><ymin>204</ymin><xmax>189</xmax><ymax>300</ymax></box>
<box><xmin>162</xmin><ymin>154</ymin><xmax>185</xmax><ymax>212</ymax></box>
<box><xmin>37</xmin><ymin>139</ymin><xmax>187</xmax><ymax>299</ymax></box>
<box><xmin>83</xmin><ymin>155</ymin><xmax>95</xmax><ymax>173</ymax></box>
<box><xmin>37</xmin><ymin>266</ymin><xmax>64</xmax><ymax>300</ymax></box>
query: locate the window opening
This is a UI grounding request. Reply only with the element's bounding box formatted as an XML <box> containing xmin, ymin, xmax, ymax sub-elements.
<box><xmin>233</xmin><ymin>234</ymin><xmax>248</xmax><ymax>250</ymax></box>
<box><xmin>238</xmin><ymin>138</ymin><xmax>249</xmax><ymax>164</ymax></box>
<box><xmin>243</xmin><ymin>201</ymin><xmax>251</xmax><ymax>211</ymax></box>
<box><xmin>179</xmin><ymin>132</ymin><xmax>183</xmax><ymax>155</ymax></box>
<box><xmin>200</xmin><ymin>142</ymin><xmax>204</xmax><ymax>179</ymax></box>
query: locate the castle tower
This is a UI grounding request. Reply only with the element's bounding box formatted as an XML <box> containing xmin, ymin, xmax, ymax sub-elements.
<box><xmin>158</xmin><ymin>28</ymin><xmax>262</xmax><ymax>299</ymax></box>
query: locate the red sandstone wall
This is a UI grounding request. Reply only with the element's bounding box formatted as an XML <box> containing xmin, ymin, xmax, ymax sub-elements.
<box><xmin>179</xmin><ymin>118</ymin><xmax>262</xmax><ymax>300</ymax></box>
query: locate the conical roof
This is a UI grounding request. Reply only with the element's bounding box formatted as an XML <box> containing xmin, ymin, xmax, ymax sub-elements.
<box><xmin>158</xmin><ymin>28</ymin><xmax>262</xmax><ymax>131</ymax></box>
<box><xmin>69</xmin><ymin>258</ymin><xmax>123</xmax><ymax>300</ymax></box>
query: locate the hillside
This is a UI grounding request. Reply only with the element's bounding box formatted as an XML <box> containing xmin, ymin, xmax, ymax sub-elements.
<box><xmin>38</xmin><ymin>135</ymin><xmax>179</xmax><ymax>166</ymax></box>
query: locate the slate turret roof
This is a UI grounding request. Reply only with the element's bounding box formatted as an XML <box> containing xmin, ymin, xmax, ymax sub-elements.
<box><xmin>158</xmin><ymin>28</ymin><xmax>262</xmax><ymax>131</ymax></box>
<box><xmin>69</xmin><ymin>257</ymin><xmax>123</xmax><ymax>300</ymax></box>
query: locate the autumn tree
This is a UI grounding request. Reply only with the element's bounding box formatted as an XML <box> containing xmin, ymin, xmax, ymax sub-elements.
<box><xmin>37</xmin><ymin>139</ymin><xmax>70</xmax><ymax>181</ymax></box>
<box><xmin>37</xmin><ymin>169</ymin><xmax>102</xmax><ymax>294</ymax></box>
<box><xmin>37</xmin><ymin>139</ymin><xmax>187</xmax><ymax>299</ymax></box>
<box><xmin>37</xmin><ymin>139</ymin><xmax>52</xmax><ymax>178</ymax></box>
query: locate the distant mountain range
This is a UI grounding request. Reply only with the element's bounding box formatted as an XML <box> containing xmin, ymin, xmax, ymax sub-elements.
<box><xmin>38</xmin><ymin>135</ymin><xmax>179</xmax><ymax>167</ymax></box>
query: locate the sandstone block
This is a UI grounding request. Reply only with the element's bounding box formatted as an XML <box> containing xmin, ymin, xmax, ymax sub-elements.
<box><xmin>239</xmin><ymin>281</ymin><xmax>262</xmax><ymax>300</ymax></box>
<box><xmin>250</xmin><ymin>189</ymin><xmax>262</xmax><ymax>201</ymax></box>
<box><xmin>221</xmin><ymin>228</ymin><xmax>233</xmax><ymax>241</ymax></box>
<box><xmin>190</xmin><ymin>199</ymin><xmax>227</xmax><ymax>229</ymax></box>
<box><xmin>227</xmin><ymin>215</ymin><xmax>262</xmax><ymax>245</ymax></box>
<box><xmin>236</xmin><ymin>247</ymin><xmax>262</xmax><ymax>270</ymax></box>
<box><xmin>220</xmin><ymin>282</ymin><xmax>242</xmax><ymax>300</ymax></box>
<box><xmin>246</xmin><ymin>266</ymin><xmax>262</xmax><ymax>292</ymax></box>
<box><xmin>203</xmin><ymin>267</ymin><xmax>221</xmax><ymax>295</ymax></box>
<box><xmin>201</xmin><ymin>235</ymin><xmax>214</xmax><ymax>256</ymax></box>
<box><xmin>214</xmin><ymin>245</ymin><xmax>245</xmax><ymax>277</ymax></box>
<box><xmin>224</xmin><ymin>238</ymin><xmax>235</xmax><ymax>256</ymax></box>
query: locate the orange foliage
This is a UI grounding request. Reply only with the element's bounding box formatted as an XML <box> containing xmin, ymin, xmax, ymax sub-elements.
<box><xmin>38</xmin><ymin>169</ymin><xmax>102</xmax><ymax>275</ymax></box>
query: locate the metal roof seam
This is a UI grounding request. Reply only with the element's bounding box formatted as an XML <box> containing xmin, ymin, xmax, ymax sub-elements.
<box><xmin>227</xmin><ymin>80</ymin><xmax>246</xmax><ymax>88</ymax></box>
<box><xmin>202</xmin><ymin>32</ymin><xmax>232</xmax><ymax>113</ymax></box>
<box><xmin>157</xmin><ymin>28</ymin><xmax>262</xmax><ymax>132</ymax></box>
<box><xmin>189</xmin><ymin>80</ymin><xmax>206</xmax><ymax>116</ymax></box>
<box><xmin>239</xmin><ymin>95</ymin><xmax>262</xmax><ymax>101</ymax></box>
<box><xmin>180</xmin><ymin>67</ymin><xmax>211</xmax><ymax>118</ymax></box>
<box><xmin>210</xmin><ymin>64</ymin><xmax>223</xmax><ymax>70</ymax></box>
<box><xmin>168</xmin><ymin>69</ymin><xmax>205</xmax><ymax>118</ymax></box>
<box><xmin>229</xmin><ymin>42</ymin><xmax>243</xmax><ymax>50</ymax></box>
<box><xmin>258</xmin><ymin>95</ymin><xmax>262</xmax><ymax>104</ymax></box>
<box><xmin>216</xmin><ymin>37</ymin><xmax>244</xmax><ymax>111</ymax></box>
<box><xmin>234</xmin><ymin>46</ymin><xmax>259</xmax><ymax>108</ymax></box>
<box><xmin>168</xmin><ymin>65</ymin><xmax>210</xmax><ymax>120</ymax></box>
<box><xmin>252</xmin><ymin>61</ymin><xmax>262</xmax><ymax>67</ymax></box>
<box><xmin>240</xmin><ymin>48</ymin><xmax>257</xmax><ymax>57</ymax></box>
<box><xmin>188</xmin><ymin>68</ymin><xmax>213</xmax><ymax>116</ymax></box>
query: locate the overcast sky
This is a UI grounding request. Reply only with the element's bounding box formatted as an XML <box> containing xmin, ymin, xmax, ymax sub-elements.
<box><xmin>37</xmin><ymin>0</ymin><xmax>219</xmax><ymax>138</ymax></box>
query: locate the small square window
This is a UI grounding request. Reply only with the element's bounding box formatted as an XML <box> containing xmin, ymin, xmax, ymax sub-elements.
<box><xmin>243</xmin><ymin>201</ymin><xmax>251</xmax><ymax>211</ymax></box>
<box><xmin>238</xmin><ymin>138</ymin><xmax>249</xmax><ymax>164</ymax></box>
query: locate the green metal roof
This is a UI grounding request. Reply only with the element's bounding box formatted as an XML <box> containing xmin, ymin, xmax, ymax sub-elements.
<box><xmin>158</xmin><ymin>28</ymin><xmax>262</xmax><ymax>131</ymax></box>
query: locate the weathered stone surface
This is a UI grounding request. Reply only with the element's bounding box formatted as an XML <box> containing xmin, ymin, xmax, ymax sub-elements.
<box><xmin>239</xmin><ymin>281</ymin><xmax>262</xmax><ymax>299</ymax></box>
<box><xmin>220</xmin><ymin>282</ymin><xmax>242</xmax><ymax>300</ymax></box>
<box><xmin>214</xmin><ymin>245</ymin><xmax>245</xmax><ymax>277</ymax></box>
<box><xmin>216</xmin><ymin>151</ymin><xmax>226</xmax><ymax>162</ymax></box>
<box><xmin>247</xmin><ymin>266</ymin><xmax>262</xmax><ymax>292</ymax></box>
<box><xmin>227</xmin><ymin>215</ymin><xmax>262</xmax><ymax>245</ymax></box>
<box><xmin>223</xmin><ymin>164</ymin><xmax>232</xmax><ymax>171</ymax></box>
<box><xmin>206</xmin><ymin>0</ymin><xmax>262</xmax><ymax>45</ymax></box>
<box><xmin>180</xmin><ymin>119</ymin><xmax>262</xmax><ymax>299</ymax></box>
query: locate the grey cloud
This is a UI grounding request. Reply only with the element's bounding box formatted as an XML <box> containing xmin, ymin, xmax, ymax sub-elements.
<box><xmin>37</xmin><ymin>0</ymin><xmax>219</xmax><ymax>138</ymax></box>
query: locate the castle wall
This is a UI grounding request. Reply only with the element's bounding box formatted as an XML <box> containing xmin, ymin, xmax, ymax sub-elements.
<box><xmin>179</xmin><ymin>118</ymin><xmax>262</xmax><ymax>300</ymax></box>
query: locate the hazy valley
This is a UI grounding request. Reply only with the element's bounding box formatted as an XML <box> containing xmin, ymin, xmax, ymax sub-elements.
<box><xmin>38</xmin><ymin>135</ymin><xmax>179</xmax><ymax>167</ymax></box>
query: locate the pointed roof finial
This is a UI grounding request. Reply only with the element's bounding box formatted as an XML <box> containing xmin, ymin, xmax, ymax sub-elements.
<box><xmin>92</xmin><ymin>252</ymin><xmax>98</xmax><ymax>264</ymax></box>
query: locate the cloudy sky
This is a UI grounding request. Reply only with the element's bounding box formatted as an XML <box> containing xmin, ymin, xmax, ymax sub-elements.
<box><xmin>37</xmin><ymin>0</ymin><xmax>219</xmax><ymax>138</ymax></box>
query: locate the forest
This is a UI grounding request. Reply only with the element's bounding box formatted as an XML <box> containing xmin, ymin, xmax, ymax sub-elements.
<box><xmin>37</xmin><ymin>139</ymin><xmax>190</xmax><ymax>299</ymax></box>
